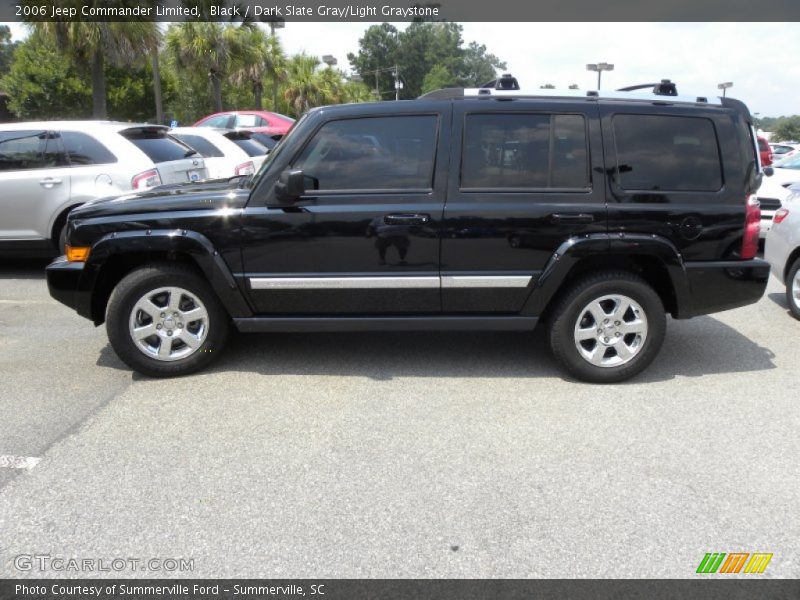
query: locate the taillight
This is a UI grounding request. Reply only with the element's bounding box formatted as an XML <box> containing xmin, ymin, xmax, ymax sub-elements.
<box><xmin>773</xmin><ymin>208</ymin><xmax>789</xmax><ymax>224</ymax></box>
<box><xmin>740</xmin><ymin>194</ymin><xmax>761</xmax><ymax>260</ymax></box>
<box><xmin>132</xmin><ymin>169</ymin><xmax>161</xmax><ymax>190</ymax></box>
<box><xmin>235</xmin><ymin>161</ymin><xmax>255</xmax><ymax>176</ymax></box>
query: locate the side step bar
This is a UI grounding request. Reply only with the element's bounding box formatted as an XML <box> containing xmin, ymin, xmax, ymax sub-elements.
<box><xmin>233</xmin><ymin>316</ymin><xmax>539</xmax><ymax>333</ymax></box>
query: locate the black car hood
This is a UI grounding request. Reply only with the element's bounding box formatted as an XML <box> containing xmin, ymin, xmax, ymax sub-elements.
<box><xmin>72</xmin><ymin>179</ymin><xmax>250</xmax><ymax>220</ymax></box>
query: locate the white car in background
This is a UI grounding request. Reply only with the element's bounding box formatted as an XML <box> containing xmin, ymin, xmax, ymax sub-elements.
<box><xmin>0</xmin><ymin>121</ymin><xmax>207</xmax><ymax>254</ymax></box>
<box><xmin>770</xmin><ymin>142</ymin><xmax>800</xmax><ymax>162</ymax></box>
<box><xmin>765</xmin><ymin>185</ymin><xmax>800</xmax><ymax>319</ymax></box>
<box><xmin>170</xmin><ymin>127</ymin><xmax>267</xmax><ymax>179</ymax></box>
<box><xmin>756</xmin><ymin>152</ymin><xmax>800</xmax><ymax>238</ymax></box>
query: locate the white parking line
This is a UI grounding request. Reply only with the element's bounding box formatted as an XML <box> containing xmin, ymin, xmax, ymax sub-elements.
<box><xmin>0</xmin><ymin>299</ymin><xmax>52</xmax><ymax>305</ymax></box>
<box><xmin>0</xmin><ymin>455</ymin><xmax>42</xmax><ymax>470</ymax></box>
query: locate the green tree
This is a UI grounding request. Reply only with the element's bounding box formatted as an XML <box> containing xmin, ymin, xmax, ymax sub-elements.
<box><xmin>421</xmin><ymin>64</ymin><xmax>456</xmax><ymax>94</ymax></box>
<box><xmin>282</xmin><ymin>54</ymin><xmax>327</xmax><ymax>117</ymax></box>
<box><xmin>28</xmin><ymin>16</ymin><xmax>159</xmax><ymax>118</ymax></box>
<box><xmin>2</xmin><ymin>31</ymin><xmax>175</xmax><ymax>122</ymax></box>
<box><xmin>348</xmin><ymin>22</ymin><xmax>505</xmax><ymax>99</ymax></box>
<box><xmin>230</xmin><ymin>25</ymin><xmax>285</xmax><ymax>110</ymax></box>
<box><xmin>1</xmin><ymin>31</ymin><xmax>90</xmax><ymax>119</ymax></box>
<box><xmin>166</xmin><ymin>22</ymin><xmax>241</xmax><ymax>112</ymax></box>
<box><xmin>347</xmin><ymin>23</ymin><xmax>399</xmax><ymax>100</ymax></box>
<box><xmin>772</xmin><ymin>116</ymin><xmax>800</xmax><ymax>142</ymax></box>
<box><xmin>0</xmin><ymin>25</ymin><xmax>18</xmax><ymax>78</ymax></box>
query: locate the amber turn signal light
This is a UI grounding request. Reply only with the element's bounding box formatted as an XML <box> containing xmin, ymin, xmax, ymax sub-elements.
<box><xmin>65</xmin><ymin>245</ymin><xmax>91</xmax><ymax>262</ymax></box>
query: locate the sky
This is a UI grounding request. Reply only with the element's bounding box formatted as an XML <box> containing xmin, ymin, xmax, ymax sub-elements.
<box><xmin>3</xmin><ymin>21</ymin><xmax>798</xmax><ymax>117</ymax></box>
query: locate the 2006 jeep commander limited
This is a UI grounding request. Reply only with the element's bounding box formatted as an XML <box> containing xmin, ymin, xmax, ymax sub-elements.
<box><xmin>47</xmin><ymin>76</ymin><xmax>770</xmax><ymax>383</ymax></box>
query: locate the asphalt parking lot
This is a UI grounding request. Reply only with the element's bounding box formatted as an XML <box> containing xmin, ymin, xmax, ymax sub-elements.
<box><xmin>0</xmin><ymin>258</ymin><xmax>798</xmax><ymax>578</ymax></box>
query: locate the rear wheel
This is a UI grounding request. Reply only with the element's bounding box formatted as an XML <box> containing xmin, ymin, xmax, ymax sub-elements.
<box><xmin>106</xmin><ymin>263</ymin><xmax>229</xmax><ymax>377</ymax></box>
<box><xmin>548</xmin><ymin>271</ymin><xmax>666</xmax><ymax>383</ymax></box>
<box><xmin>787</xmin><ymin>258</ymin><xmax>800</xmax><ymax>320</ymax></box>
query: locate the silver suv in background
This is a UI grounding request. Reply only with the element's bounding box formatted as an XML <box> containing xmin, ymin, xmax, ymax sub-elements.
<box><xmin>765</xmin><ymin>184</ymin><xmax>800</xmax><ymax>320</ymax></box>
<box><xmin>0</xmin><ymin>121</ymin><xmax>207</xmax><ymax>254</ymax></box>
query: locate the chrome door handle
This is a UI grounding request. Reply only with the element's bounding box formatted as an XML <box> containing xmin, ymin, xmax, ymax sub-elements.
<box><xmin>384</xmin><ymin>213</ymin><xmax>430</xmax><ymax>225</ymax></box>
<box><xmin>551</xmin><ymin>213</ymin><xmax>594</xmax><ymax>224</ymax></box>
<box><xmin>39</xmin><ymin>178</ymin><xmax>63</xmax><ymax>187</ymax></box>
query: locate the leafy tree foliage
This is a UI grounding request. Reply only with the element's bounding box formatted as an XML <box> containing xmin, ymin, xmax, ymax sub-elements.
<box><xmin>348</xmin><ymin>22</ymin><xmax>506</xmax><ymax>99</ymax></box>
<box><xmin>1</xmin><ymin>31</ymin><xmax>173</xmax><ymax>122</ymax></box>
<box><xmin>772</xmin><ymin>116</ymin><xmax>800</xmax><ymax>142</ymax></box>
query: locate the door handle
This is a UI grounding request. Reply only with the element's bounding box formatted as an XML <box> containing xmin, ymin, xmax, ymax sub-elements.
<box><xmin>551</xmin><ymin>213</ymin><xmax>594</xmax><ymax>224</ymax></box>
<box><xmin>384</xmin><ymin>213</ymin><xmax>430</xmax><ymax>225</ymax></box>
<box><xmin>39</xmin><ymin>177</ymin><xmax>63</xmax><ymax>187</ymax></box>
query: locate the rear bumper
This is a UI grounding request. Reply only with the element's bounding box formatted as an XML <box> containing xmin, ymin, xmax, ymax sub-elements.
<box><xmin>683</xmin><ymin>259</ymin><xmax>770</xmax><ymax>318</ymax></box>
<box><xmin>46</xmin><ymin>257</ymin><xmax>93</xmax><ymax>320</ymax></box>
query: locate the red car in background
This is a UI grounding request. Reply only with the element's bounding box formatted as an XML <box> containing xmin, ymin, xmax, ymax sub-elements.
<box><xmin>758</xmin><ymin>136</ymin><xmax>773</xmax><ymax>167</ymax></box>
<box><xmin>193</xmin><ymin>111</ymin><xmax>295</xmax><ymax>136</ymax></box>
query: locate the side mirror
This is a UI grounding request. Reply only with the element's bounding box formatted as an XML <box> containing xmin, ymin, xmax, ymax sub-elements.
<box><xmin>763</xmin><ymin>166</ymin><xmax>774</xmax><ymax>177</ymax></box>
<box><xmin>275</xmin><ymin>169</ymin><xmax>306</xmax><ymax>202</ymax></box>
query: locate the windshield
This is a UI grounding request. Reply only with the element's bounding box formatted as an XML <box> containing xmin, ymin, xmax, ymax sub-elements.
<box><xmin>245</xmin><ymin>113</ymin><xmax>307</xmax><ymax>189</ymax></box>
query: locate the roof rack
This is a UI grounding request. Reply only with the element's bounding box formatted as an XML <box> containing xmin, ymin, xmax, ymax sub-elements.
<box><xmin>418</xmin><ymin>74</ymin><xmax>720</xmax><ymax>106</ymax></box>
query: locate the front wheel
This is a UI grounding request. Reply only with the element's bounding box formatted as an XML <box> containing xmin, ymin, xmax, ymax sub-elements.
<box><xmin>787</xmin><ymin>257</ymin><xmax>800</xmax><ymax>320</ymax></box>
<box><xmin>548</xmin><ymin>271</ymin><xmax>666</xmax><ymax>383</ymax></box>
<box><xmin>106</xmin><ymin>263</ymin><xmax>229</xmax><ymax>377</ymax></box>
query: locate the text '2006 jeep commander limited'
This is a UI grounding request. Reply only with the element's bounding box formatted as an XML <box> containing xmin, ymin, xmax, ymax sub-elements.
<box><xmin>47</xmin><ymin>76</ymin><xmax>770</xmax><ymax>383</ymax></box>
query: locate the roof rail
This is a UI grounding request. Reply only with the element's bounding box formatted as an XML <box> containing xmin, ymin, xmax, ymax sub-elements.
<box><xmin>417</xmin><ymin>74</ymin><xmax>721</xmax><ymax>106</ymax></box>
<box><xmin>617</xmin><ymin>79</ymin><xmax>678</xmax><ymax>96</ymax></box>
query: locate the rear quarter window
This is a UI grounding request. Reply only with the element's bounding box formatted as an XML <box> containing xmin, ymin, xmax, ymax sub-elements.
<box><xmin>121</xmin><ymin>129</ymin><xmax>195</xmax><ymax>163</ymax></box>
<box><xmin>612</xmin><ymin>114</ymin><xmax>722</xmax><ymax>192</ymax></box>
<box><xmin>60</xmin><ymin>131</ymin><xmax>117</xmax><ymax>165</ymax></box>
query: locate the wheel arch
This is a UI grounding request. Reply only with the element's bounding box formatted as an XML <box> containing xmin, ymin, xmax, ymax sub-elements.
<box><xmin>526</xmin><ymin>234</ymin><xmax>692</xmax><ymax>321</ymax></box>
<box><xmin>81</xmin><ymin>230</ymin><xmax>252</xmax><ymax>325</ymax></box>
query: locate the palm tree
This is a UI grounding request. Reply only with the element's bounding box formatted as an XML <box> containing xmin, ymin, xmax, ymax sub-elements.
<box><xmin>166</xmin><ymin>22</ymin><xmax>238</xmax><ymax>112</ymax></box>
<box><xmin>283</xmin><ymin>54</ymin><xmax>328</xmax><ymax>118</ymax></box>
<box><xmin>230</xmin><ymin>25</ymin><xmax>285</xmax><ymax>110</ymax></box>
<box><xmin>28</xmin><ymin>20</ymin><xmax>159</xmax><ymax>119</ymax></box>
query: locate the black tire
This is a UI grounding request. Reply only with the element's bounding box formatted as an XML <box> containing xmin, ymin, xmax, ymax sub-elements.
<box><xmin>548</xmin><ymin>271</ymin><xmax>666</xmax><ymax>383</ymax></box>
<box><xmin>106</xmin><ymin>262</ymin><xmax>229</xmax><ymax>377</ymax></box>
<box><xmin>787</xmin><ymin>257</ymin><xmax>800</xmax><ymax>321</ymax></box>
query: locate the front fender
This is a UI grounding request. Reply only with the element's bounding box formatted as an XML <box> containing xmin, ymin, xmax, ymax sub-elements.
<box><xmin>77</xmin><ymin>229</ymin><xmax>252</xmax><ymax>323</ymax></box>
<box><xmin>523</xmin><ymin>233</ymin><xmax>693</xmax><ymax>318</ymax></box>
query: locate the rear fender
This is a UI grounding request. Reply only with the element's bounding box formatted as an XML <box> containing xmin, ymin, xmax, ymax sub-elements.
<box><xmin>523</xmin><ymin>233</ymin><xmax>693</xmax><ymax>318</ymax></box>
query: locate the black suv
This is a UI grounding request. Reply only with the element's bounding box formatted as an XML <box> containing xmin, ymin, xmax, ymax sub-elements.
<box><xmin>46</xmin><ymin>76</ymin><xmax>770</xmax><ymax>382</ymax></box>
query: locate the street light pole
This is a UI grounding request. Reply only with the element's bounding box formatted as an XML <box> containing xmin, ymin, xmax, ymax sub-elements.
<box><xmin>586</xmin><ymin>62</ymin><xmax>614</xmax><ymax>90</ymax></box>
<box><xmin>717</xmin><ymin>81</ymin><xmax>733</xmax><ymax>98</ymax></box>
<box><xmin>266</xmin><ymin>19</ymin><xmax>285</xmax><ymax>112</ymax></box>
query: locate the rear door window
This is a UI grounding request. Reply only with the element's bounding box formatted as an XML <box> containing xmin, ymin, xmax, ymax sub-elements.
<box><xmin>121</xmin><ymin>129</ymin><xmax>196</xmax><ymax>163</ymax></box>
<box><xmin>0</xmin><ymin>130</ymin><xmax>67</xmax><ymax>171</ymax></box>
<box><xmin>60</xmin><ymin>131</ymin><xmax>117</xmax><ymax>165</ymax></box>
<box><xmin>173</xmin><ymin>134</ymin><xmax>225</xmax><ymax>158</ymax></box>
<box><xmin>460</xmin><ymin>113</ymin><xmax>589</xmax><ymax>190</ymax></box>
<box><xmin>292</xmin><ymin>115</ymin><xmax>438</xmax><ymax>191</ymax></box>
<box><xmin>612</xmin><ymin>115</ymin><xmax>722</xmax><ymax>191</ymax></box>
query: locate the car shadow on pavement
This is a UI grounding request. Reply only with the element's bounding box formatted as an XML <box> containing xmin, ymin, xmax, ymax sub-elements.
<box><xmin>100</xmin><ymin>313</ymin><xmax>773</xmax><ymax>384</ymax></box>
<box><xmin>0</xmin><ymin>257</ymin><xmax>52</xmax><ymax>280</ymax></box>
<box><xmin>768</xmin><ymin>291</ymin><xmax>790</xmax><ymax>311</ymax></box>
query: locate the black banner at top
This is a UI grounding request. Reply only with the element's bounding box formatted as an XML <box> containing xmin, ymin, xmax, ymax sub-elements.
<box><xmin>2</xmin><ymin>0</ymin><xmax>800</xmax><ymax>22</ymax></box>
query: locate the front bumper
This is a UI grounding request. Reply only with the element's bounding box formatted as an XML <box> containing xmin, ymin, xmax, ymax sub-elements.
<box><xmin>683</xmin><ymin>259</ymin><xmax>770</xmax><ymax>317</ymax></box>
<box><xmin>46</xmin><ymin>257</ymin><xmax>93</xmax><ymax>320</ymax></box>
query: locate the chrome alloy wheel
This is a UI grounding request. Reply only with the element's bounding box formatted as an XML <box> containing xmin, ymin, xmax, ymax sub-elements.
<box><xmin>573</xmin><ymin>294</ymin><xmax>648</xmax><ymax>368</ymax></box>
<box><xmin>128</xmin><ymin>286</ymin><xmax>209</xmax><ymax>362</ymax></box>
<box><xmin>793</xmin><ymin>269</ymin><xmax>800</xmax><ymax>311</ymax></box>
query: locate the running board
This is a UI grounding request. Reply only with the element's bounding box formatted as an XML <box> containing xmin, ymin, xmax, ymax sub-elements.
<box><xmin>233</xmin><ymin>316</ymin><xmax>539</xmax><ymax>333</ymax></box>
